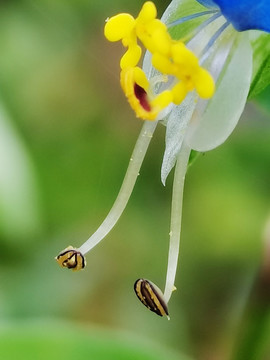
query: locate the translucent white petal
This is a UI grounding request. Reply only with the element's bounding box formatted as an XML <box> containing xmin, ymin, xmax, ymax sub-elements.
<box><xmin>160</xmin><ymin>19</ymin><xmax>233</xmax><ymax>184</ymax></box>
<box><xmin>161</xmin><ymin>0</ymin><xmax>203</xmax><ymax>26</ymax></box>
<box><xmin>187</xmin><ymin>14</ymin><xmax>227</xmax><ymax>57</ymax></box>
<box><xmin>142</xmin><ymin>50</ymin><xmax>153</xmax><ymax>79</ymax></box>
<box><xmin>161</xmin><ymin>94</ymin><xmax>196</xmax><ymax>185</ymax></box>
<box><xmin>186</xmin><ymin>32</ymin><xmax>253</xmax><ymax>151</ymax></box>
<box><xmin>160</xmin><ymin>0</ymin><xmax>184</xmax><ymax>25</ymax></box>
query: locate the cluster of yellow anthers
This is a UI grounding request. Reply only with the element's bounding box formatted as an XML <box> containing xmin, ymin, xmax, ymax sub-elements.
<box><xmin>104</xmin><ymin>1</ymin><xmax>215</xmax><ymax>121</ymax></box>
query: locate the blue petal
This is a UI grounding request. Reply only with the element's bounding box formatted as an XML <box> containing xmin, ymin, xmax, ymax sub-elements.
<box><xmin>197</xmin><ymin>0</ymin><xmax>270</xmax><ymax>32</ymax></box>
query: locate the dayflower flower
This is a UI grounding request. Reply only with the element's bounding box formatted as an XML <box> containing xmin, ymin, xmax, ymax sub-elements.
<box><xmin>56</xmin><ymin>0</ymin><xmax>270</xmax><ymax>317</ymax></box>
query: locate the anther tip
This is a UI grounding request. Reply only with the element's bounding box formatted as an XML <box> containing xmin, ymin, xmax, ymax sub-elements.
<box><xmin>134</xmin><ymin>278</ymin><xmax>169</xmax><ymax>317</ymax></box>
<box><xmin>56</xmin><ymin>246</ymin><xmax>86</xmax><ymax>271</ymax></box>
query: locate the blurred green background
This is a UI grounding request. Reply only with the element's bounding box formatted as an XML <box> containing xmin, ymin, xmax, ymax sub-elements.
<box><xmin>0</xmin><ymin>0</ymin><xmax>270</xmax><ymax>359</ymax></box>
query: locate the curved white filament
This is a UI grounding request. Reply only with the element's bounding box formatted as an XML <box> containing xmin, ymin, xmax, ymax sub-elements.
<box><xmin>79</xmin><ymin>120</ymin><xmax>158</xmax><ymax>255</ymax></box>
<box><xmin>164</xmin><ymin>142</ymin><xmax>191</xmax><ymax>302</ymax></box>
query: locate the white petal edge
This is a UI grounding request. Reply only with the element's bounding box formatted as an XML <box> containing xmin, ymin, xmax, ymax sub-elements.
<box><xmin>160</xmin><ymin>16</ymin><xmax>232</xmax><ymax>185</ymax></box>
<box><xmin>186</xmin><ymin>32</ymin><xmax>253</xmax><ymax>152</ymax></box>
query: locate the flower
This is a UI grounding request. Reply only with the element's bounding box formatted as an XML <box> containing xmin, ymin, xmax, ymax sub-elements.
<box><xmin>56</xmin><ymin>0</ymin><xmax>270</xmax><ymax>317</ymax></box>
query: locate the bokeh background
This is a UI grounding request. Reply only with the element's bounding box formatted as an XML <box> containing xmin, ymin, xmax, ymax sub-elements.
<box><xmin>0</xmin><ymin>0</ymin><xmax>270</xmax><ymax>359</ymax></box>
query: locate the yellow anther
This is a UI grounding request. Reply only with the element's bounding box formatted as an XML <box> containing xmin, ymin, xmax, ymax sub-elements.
<box><xmin>120</xmin><ymin>66</ymin><xmax>176</xmax><ymax>121</ymax></box>
<box><xmin>104</xmin><ymin>14</ymin><xmax>135</xmax><ymax>42</ymax></box>
<box><xmin>171</xmin><ymin>44</ymin><xmax>199</xmax><ymax>79</ymax></box>
<box><xmin>137</xmin><ymin>20</ymin><xmax>170</xmax><ymax>55</ymax></box>
<box><xmin>151</xmin><ymin>90</ymin><xmax>173</xmax><ymax>110</ymax></box>
<box><xmin>150</xmin><ymin>26</ymin><xmax>171</xmax><ymax>55</ymax></box>
<box><xmin>171</xmin><ymin>43</ymin><xmax>198</xmax><ymax>66</ymax></box>
<box><xmin>171</xmin><ymin>82</ymin><xmax>188</xmax><ymax>105</ymax></box>
<box><xmin>152</xmin><ymin>53</ymin><xmax>174</xmax><ymax>74</ymax></box>
<box><xmin>137</xmin><ymin>1</ymin><xmax>157</xmax><ymax>23</ymax></box>
<box><xmin>120</xmin><ymin>67</ymin><xmax>157</xmax><ymax>121</ymax></box>
<box><xmin>193</xmin><ymin>68</ymin><xmax>215</xmax><ymax>98</ymax></box>
<box><xmin>133</xmin><ymin>67</ymin><xmax>149</xmax><ymax>90</ymax></box>
<box><xmin>122</xmin><ymin>31</ymin><xmax>136</xmax><ymax>47</ymax></box>
<box><xmin>120</xmin><ymin>44</ymin><xmax>142</xmax><ymax>69</ymax></box>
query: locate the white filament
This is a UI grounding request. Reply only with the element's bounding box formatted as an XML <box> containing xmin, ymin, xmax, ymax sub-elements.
<box><xmin>164</xmin><ymin>142</ymin><xmax>191</xmax><ymax>302</ymax></box>
<box><xmin>79</xmin><ymin>120</ymin><xmax>157</xmax><ymax>255</ymax></box>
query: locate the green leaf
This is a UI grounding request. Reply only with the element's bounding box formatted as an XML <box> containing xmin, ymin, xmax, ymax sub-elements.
<box><xmin>248</xmin><ymin>32</ymin><xmax>270</xmax><ymax>99</ymax></box>
<box><xmin>255</xmin><ymin>84</ymin><xmax>270</xmax><ymax>113</ymax></box>
<box><xmin>0</xmin><ymin>322</ymin><xmax>191</xmax><ymax>360</ymax></box>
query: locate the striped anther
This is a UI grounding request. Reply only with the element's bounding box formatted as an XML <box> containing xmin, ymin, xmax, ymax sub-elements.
<box><xmin>134</xmin><ymin>279</ymin><xmax>169</xmax><ymax>317</ymax></box>
<box><xmin>55</xmin><ymin>246</ymin><xmax>86</xmax><ymax>271</ymax></box>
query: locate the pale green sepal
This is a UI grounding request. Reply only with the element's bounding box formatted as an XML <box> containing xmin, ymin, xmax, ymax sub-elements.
<box><xmin>248</xmin><ymin>31</ymin><xmax>270</xmax><ymax>99</ymax></box>
<box><xmin>161</xmin><ymin>94</ymin><xmax>196</xmax><ymax>185</ymax></box>
<box><xmin>186</xmin><ymin>32</ymin><xmax>252</xmax><ymax>152</ymax></box>
<box><xmin>188</xmin><ymin>150</ymin><xmax>201</xmax><ymax>168</ymax></box>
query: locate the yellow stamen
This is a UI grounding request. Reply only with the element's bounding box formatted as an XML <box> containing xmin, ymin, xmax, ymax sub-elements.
<box><xmin>151</xmin><ymin>90</ymin><xmax>173</xmax><ymax>110</ymax></box>
<box><xmin>137</xmin><ymin>1</ymin><xmax>157</xmax><ymax>23</ymax></box>
<box><xmin>193</xmin><ymin>68</ymin><xmax>215</xmax><ymax>98</ymax></box>
<box><xmin>137</xmin><ymin>20</ymin><xmax>171</xmax><ymax>56</ymax></box>
<box><xmin>120</xmin><ymin>44</ymin><xmax>142</xmax><ymax>69</ymax></box>
<box><xmin>171</xmin><ymin>82</ymin><xmax>188</xmax><ymax>105</ymax></box>
<box><xmin>104</xmin><ymin>14</ymin><xmax>135</xmax><ymax>42</ymax></box>
<box><xmin>105</xmin><ymin>1</ymin><xmax>215</xmax><ymax>121</ymax></box>
<box><xmin>152</xmin><ymin>53</ymin><xmax>174</xmax><ymax>74</ymax></box>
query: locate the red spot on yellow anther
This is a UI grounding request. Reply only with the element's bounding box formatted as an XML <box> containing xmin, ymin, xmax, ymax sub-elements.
<box><xmin>120</xmin><ymin>67</ymin><xmax>158</xmax><ymax>120</ymax></box>
<box><xmin>134</xmin><ymin>83</ymin><xmax>151</xmax><ymax>112</ymax></box>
